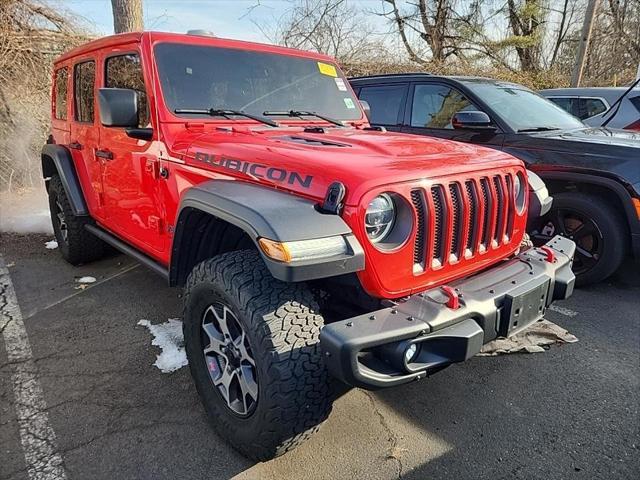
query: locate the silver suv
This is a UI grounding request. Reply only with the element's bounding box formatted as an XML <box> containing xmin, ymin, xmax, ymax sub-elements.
<box><xmin>540</xmin><ymin>85</ymin><xmax>640</xmax><ymax>130</ymax></box>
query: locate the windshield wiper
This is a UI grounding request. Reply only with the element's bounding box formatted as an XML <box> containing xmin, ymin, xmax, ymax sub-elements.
<box><xmin>517</xmin><ymin>127</ymin><xmax>562</xmax><ymax>133</ymax></box>
<box><xmin>174</xmin><ymin>108</ymin><xmax>279</xmax><ymax>127</ymax></box>
<box><xmin>263</xmin><ymin>110</ymin><xmax>344</xmax><ymax>127</ymax></box>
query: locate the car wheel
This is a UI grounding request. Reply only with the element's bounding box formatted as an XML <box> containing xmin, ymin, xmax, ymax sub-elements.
<box><xmin>183</xmin><ymin>250</ymin><xmax>332</xmax><ymax>461</ymax></box>
<box><xmin>47</xmin><ymin>175</ymin><xmax>105</xmax><ymax>265</ymax></box>
<box><xmin>530</xmin><ymin>192</ymin><xmax>627</xmax><ymax>286</ymax></box>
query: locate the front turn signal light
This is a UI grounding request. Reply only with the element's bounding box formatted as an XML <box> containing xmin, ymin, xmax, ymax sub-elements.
<box><xmin>259</xmin><ymin>236</ymin><xmax>349</xmax><ymax>263</ymax></box>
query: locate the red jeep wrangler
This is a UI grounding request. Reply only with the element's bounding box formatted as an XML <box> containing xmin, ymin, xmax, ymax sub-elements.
<box><xmin>43</xmin><ymin>31</ymin><xmax>575</xmax><ymax>460</ymax></box>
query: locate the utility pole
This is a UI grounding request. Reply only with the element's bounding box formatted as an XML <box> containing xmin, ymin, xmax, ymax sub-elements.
<box><xmin>571</xmin><ymin>0</ymin><xmax>599</xmax><ymax>87</ymax></box>
<box><xmin>110</xmin><ymin>0</ymin><xmax>143</xmax><ymax>34</ymax></box>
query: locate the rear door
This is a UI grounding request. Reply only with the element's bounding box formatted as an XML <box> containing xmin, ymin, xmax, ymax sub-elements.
<box><xmin>69</xmin><ymin>59</ymin><xmax>104</xmax><ymax>218</ymax></box>
<box><xmin>97</xmin><ymin>49</ymin><xmax>166</xmax><ymax>256</ymax></box>
<box><xmin>356</xmin><ymin>83</ymin><xmax>408</xmax><ymax>132</ymax></box>
<box><xmin>401</xmin><ymin>82</ymin><xmax>503</xmax><ymax>147</ymax></box>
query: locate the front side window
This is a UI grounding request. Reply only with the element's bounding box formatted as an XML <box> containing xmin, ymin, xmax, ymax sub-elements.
<box><xmin>358</xmin><ymin>84</ymin><xmax>407</xmax><ymax>126</ymax></box>
<box><xmin>74</xmin><ymin>60</ymin><xmax>95</xmax><ymax>123</ymax></box>
<box><xmin>548</xmin><ymin>97</ymin><xmax>577</xmax><ymax>116</ymax></box>
<box><xmin>105</xmin><ymin>53</ymin><xmax>149</xmax><ymax>127</ymax></box>
<box><xmin>153</xmin><ymin>43</ymin><xmax>362</xmax><ymax>121</ymax></box>
<box><xmin>54</xmin><ymin>67</ymin><xmax>68</xmax><ymax>120</ymax></box>
<box><xmin>411</xmin><ymin>84</ymin><xmax>477</xmax><ymax>128</ymax></box>
<box><xmin>463</xmin><ymin>81</ymin><xmax>584</xmax><ymax>131</ymax></box>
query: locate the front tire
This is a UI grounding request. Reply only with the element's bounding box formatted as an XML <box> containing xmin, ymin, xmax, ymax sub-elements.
<box><xmin>531</xmin><ymin>192</ymin><xmax>627</xmax><ymax>286</ymax></box>
<box><xmin>183</xmin><ymin>251</ymin><xmax>332</xmax><ymax>461</ymax></box>
<box><xmin>47</xmin><ymin>175</ymin><xmax>105</xmax><ymax>265</ymax></box>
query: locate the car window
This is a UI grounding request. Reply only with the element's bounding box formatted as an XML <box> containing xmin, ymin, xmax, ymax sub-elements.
<box><xmin>410</xmin><ymin>84</ymin><xmax>477</xmax><ymax>128</ymax></box>
<box><xmin>105</xmin><ymin>53</ymin><xmax>149</xmax><ymax>127</ymax></box>
<box><xmin>547</xmin><ymin>97</ymin><xmax>577</xmax><ymax>116</ymax></box>
<box><xmin>54</xmin><ymin>67</ymin><xmax>68</xmax><ymax>120</ymax></box>
<box><xmin>462</xmin><ymin>81</ymin><xmax>584</xmax><ymax>131</ymax></box>
<box><xmin>357</xmin><ymin>84</ymin><xmax>406</xmax><ymax>126</ymax></box>
<box><xmin>74</xmin><ymin>60</ymin><xmax>95</xmax><ymax>123</ymax></box>
<box><xmin>579</xmin><ymin>98</ymin><xmax>607</xmax><ymax>119</ymax></box>
<box><xmin>154</xmin><ymin>43</ymin><xmax>362</xmax><ymax>122</ymax></box>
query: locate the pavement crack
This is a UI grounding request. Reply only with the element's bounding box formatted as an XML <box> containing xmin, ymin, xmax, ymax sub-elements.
<box><xmin>363</xmin><ymin>390</ymin><xmax>405</xmax><ymax>479</ymax></box>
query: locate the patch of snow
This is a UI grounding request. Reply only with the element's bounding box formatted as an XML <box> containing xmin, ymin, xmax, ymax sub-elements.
<box><xmin>45</xmin><ymin>240</ymin><xmax>58</xmax><ymax>249</ymax></box>
<box><xmin>138</xmin><ymin>318</ymin><xmax>188</xmax><ymax>373</ymax></box>
<box><xmin>0</xmin><ymin>187</ymin><xmax>53</xmax><ymax>234</ymax></box>
<box><xmin>76</xmin><ymin>276</ymin><xmax>96</xmax><ymax>284</ymax></box>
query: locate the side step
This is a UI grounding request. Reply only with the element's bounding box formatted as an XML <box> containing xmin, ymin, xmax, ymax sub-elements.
<box><xmin>85</xmin><ymin>224</ymin><xmax>169</xmax><ymax>280</ymax></box>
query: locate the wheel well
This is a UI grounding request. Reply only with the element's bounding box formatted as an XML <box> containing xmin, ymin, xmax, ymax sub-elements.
<box><xmin>543</xmin><ymin>178</ymin><xmax>633</xmax><ymax>243</ymax></box>
<box><xmin>41</xmin><ymin>154</ymin><xmax>57</xmax><ymax>189</ymax></box>
<box><xmin>545</xmin><ymin>179</ymin><xmax>629</xmax><ymax>221</ymax></box>
<box><xmin>171</xmin><ymin>208</ymin><xmax>257</xmax><ymax>287</ymax></box>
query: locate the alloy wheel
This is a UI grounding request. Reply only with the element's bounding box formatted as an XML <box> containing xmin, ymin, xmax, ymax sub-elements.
<box><xmin>531</xmin><ymin>208</ymin><xmax>603</xmax><ymax>275</ymax></box>
<box><xmin>201</xmin><ymin>302</ymin><xmax>258</xmax><ymax>417</ymax></box>
<box><xmin>55</xmin><ymin>199</ymin><xmax>68</xmax><ymax>243</ymax></box>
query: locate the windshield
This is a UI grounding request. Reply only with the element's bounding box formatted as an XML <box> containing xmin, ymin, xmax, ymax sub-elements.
<box><xmin>462</xmin><ymin>81</ymin><xmax>585</xmax><ymax>131</ymax></box>
<box><xmin>154</xmin><ymin>43</ymin><xmax>362</xmax><ymax>122</ymax></box>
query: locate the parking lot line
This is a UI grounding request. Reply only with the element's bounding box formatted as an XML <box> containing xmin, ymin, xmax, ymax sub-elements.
<box><xmin>0</xmin><ymin>257</ymin><xmax>68</xmax><ymax>480</ymax></box>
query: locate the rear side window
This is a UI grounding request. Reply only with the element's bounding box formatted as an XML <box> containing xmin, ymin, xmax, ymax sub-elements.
<box><xmin>579</xmin><ymin>98</ymin><xmax>607</xmax><ymax>119</ymax></box>
<box><xmin>411</xmin><ymin>84</ymin><xmax>477</xmax><ymax>128</ymax></box>
<box><xmin>54</xmin><ymin>67</ymin><xmax>68</xmax><ymax>120</ymax></box>
<box><xmin>74</xmin><ymin>61</ymin><xmax>95</xmax><ymax>123</ymax></box>
<box><xmin>358</xmin><ymin>84</ymin><xmax>407</xmax><ymax>126</ymax></box>
<box><xmin>105</xmin><ymin>53</ymin><xmax>149</xmax><ymax>127</ymax></box>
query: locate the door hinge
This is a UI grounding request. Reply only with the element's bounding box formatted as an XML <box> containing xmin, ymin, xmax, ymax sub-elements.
<box><xmin>145</xmin><ymin>158</ymin><xmax>160</xmax><ymax>179</ymax></box>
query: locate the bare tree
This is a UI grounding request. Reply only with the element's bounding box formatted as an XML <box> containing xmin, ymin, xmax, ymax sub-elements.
<box><xmin>263</xmin><ymin>0</ymin><xmax>384</xmax><ymax>62</ymax></box>
<box><xmin>380</xmin><ymin>0</ymin><xmax>459</xmax><ymax>64</ymax></box>
<box><xmin>110</xmin><ymin>0</ymin><xmax>143</xmax><ymax>34</ymax></box>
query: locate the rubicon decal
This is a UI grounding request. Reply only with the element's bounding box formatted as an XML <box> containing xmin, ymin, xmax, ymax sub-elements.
<box><xmin>193</xmin><ymin>152</ymin><xmax>313</xmax><ymax>188</ymax></box>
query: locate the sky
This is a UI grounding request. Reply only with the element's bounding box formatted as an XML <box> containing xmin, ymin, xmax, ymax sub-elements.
<box><xmin>62</xmin><ymin>0</ymin><xmax>391</xmax><ymax>44</ymax></box>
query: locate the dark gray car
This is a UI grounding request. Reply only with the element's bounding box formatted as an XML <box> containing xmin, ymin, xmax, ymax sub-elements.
<box><xmin>350</xmin><ymin>73</ymin><xmax>640</xmax><ymax>285</ymax></box>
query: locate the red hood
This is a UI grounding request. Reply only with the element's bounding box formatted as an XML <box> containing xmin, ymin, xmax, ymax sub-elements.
<box><xmin>173</xmin><ymin>126</ymin><xmax>523</xmax><ymax>206</ymax></box>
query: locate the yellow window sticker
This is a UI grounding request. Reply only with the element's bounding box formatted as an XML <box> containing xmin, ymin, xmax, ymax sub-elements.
<box><xmin>317</xmin><ymin>62</ymin><xmax>338</xmax><ymax>77</ymax></box>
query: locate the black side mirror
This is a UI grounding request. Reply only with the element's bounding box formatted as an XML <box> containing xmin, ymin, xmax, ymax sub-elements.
<box><xmin>452</xmin><ymin>111</ymin><xmax>495</xmax><ymax>131</ymax></box>
<box><xmin>359</xmin><ymin>100</ymin><xmax>371</xmax><ymax>121</ymax></box>
<box><xmin>98</xmin><ymin>88</ymin><xmax>139</xmax><ymax>127</ymax></box>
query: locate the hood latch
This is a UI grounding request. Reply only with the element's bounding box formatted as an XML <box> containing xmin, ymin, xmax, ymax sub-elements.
<box><xmin>319</xmin><ymin>181</ymin><xmax>346</xmax><ymax>215</ymax></box>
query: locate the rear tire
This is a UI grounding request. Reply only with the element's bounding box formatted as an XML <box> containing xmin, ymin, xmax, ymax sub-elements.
<box><xmin>532</xmin><ymin>192</ymin><xmax>627</xmax><ymax>286</ymax></box>
<box><xmin>183</xmin><ymin>250</ymin><xmax>332</xmax><ymax>461</ymax></box>
<box><xmin>47</xmin><ymin>175</ymin><xmax>105</xmax><ymax>265</ymax></box>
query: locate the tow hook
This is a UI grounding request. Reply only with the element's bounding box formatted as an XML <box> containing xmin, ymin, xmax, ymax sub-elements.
<box><xmin>440</xmin><ymin>285</ymin><xmax>460</xmax><ymax>309</ymax></box>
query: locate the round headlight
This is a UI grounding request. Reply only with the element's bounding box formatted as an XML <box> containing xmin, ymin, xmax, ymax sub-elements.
<box><xmin>365</xmin><ymin>194</ymin><xmax>395</xmax><ymax>243</ymax></box>
<box><xmin>514</xmin><ymin>172</ymin><xmax>526</xmax><ymax>214</ymax></box>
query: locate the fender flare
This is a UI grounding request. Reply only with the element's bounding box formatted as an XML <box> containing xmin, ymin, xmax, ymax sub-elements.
<box><xmin>41</xmin><ymin>144</ymin><xmax>88</xmax><ymax>216</ymax></box>
<box><xmin>533</xmin><ymin>170</ymin><xmax>640</xmax><ymax>235</ymax></box>
<box><xmin>169</xmin><ymin>180</ymin><xmax>365</xmax><ymax>285</ymax></box>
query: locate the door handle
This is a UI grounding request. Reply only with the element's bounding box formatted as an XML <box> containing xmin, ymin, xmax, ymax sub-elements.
<box><xmin>69</xmin><ymin>141</ymin><xmax>83</xmax><ymax>150</ymax></box>
<box><xmin>95</xmin><ymin>150</ymin><xmax>114</xmax><ymax>160</ymax></box>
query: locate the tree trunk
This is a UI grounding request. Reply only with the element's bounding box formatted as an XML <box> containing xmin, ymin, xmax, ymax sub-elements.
<box><xmin>111</xmin><ymin>0</ymin><xmax>143</xmax><ymax>34</ymax></box>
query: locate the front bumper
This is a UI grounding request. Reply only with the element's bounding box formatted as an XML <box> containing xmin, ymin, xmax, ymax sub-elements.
<box><xmin>320</xmin><ymin>236</ymin><xmax>576</xmax><ymax>389</ymax></box>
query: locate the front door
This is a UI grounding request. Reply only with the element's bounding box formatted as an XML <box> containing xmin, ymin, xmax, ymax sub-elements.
<box><xmin>97</xmin><ymin>50</ymin><xmax>166</xmax><ymax>256</ymax></box>
<box><xmin>402</xmin><ymin>82</ymin><xmax>503</xmax><ymax>148</ymax></box>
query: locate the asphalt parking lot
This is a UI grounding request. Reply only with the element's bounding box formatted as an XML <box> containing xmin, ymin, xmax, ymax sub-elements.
<box><xmin>1</xmin><ymin>233</ymin><xmax>638</xmax><ymax>480</ymax></box>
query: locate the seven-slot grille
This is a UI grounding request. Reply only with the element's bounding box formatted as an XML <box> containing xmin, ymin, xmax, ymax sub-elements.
<box><xmin>410</xmin><ymin>174</ymin><xmax>516</xmax><ymax>271</ymax></box>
